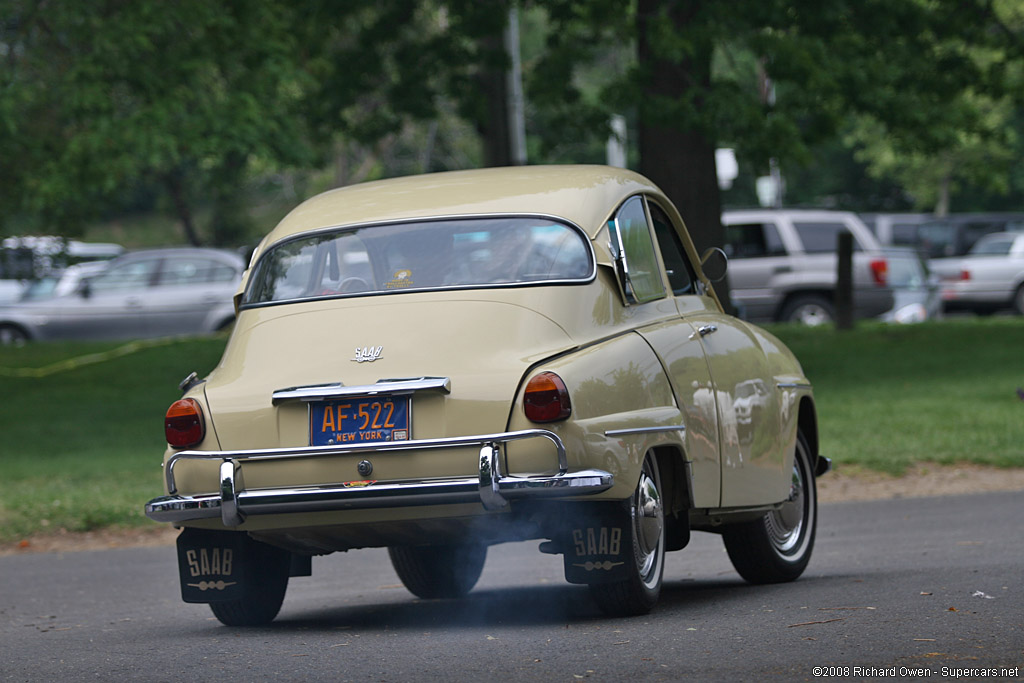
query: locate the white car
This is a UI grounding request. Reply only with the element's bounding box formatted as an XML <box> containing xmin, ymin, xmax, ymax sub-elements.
<box><xmin>0</xmin><ymin>280</ymin><xmax>25</xmax><ymax>305</ymax></box>
<box><xmin>17</xmin><ymin>262</ymin><xmax>110</xmax><ymax>301</ymax></box>
<box><xmin>878</xmin><ymin>248</ymin><xmax>942</xmax><ymax>323</ymax></box>
<box><xmin>0</xmin><ymin>247</ymin><xmax>243</xmax><ymax>344</ymax></box>
<box><xmin>0</xmin><ymin>236</ymin><xmax>124</xmax><ymax>306</ymax></box>
<box><xmin>930</xmin><ymin>232</ymin><xmax>1024</xmax><ymax>315</ymax></box>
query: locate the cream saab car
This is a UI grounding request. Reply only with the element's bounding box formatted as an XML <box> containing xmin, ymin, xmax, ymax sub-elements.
<box><xmin>146</xmin><ymin>166</ymin><xmax>827</xmax><ymax>626</ymax></box>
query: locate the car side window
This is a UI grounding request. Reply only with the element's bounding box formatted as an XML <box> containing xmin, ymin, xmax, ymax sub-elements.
<box><xmin>610</xmin><ymin>196</ymin><xmax>665</xmax><ymax>304</ymax></box>
<box><xmin>891</xmin><ymin>223</ymin><xmax>919</xmax><ymax>245</ymax></box>
<box><xmin>647</xmin><ymin>202</ymin><xmax>695</xmax><ymax>295</ymax></box>
<box><xmin>723</xmin><ymin>222</ymin><xmax>786</xmax><ymax>258</ymax></box>
<box><xmin>793</xmin><ymin>222</ymin><xmax>863</xmax><ymax>253</ymax></box>
<box><xmin>89</xmin><ymin>258</ymin><xmax>159</xmax><ymax>292</ymax></box>
<box><xmin>159</xmin><ymin>257</ymin><xmax>237</xmax><ymax>286</ymax></box>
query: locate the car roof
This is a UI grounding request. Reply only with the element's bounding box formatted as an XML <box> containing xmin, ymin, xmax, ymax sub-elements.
<box><xmin>722</xmin><ymin>208</ymin><xmax>861</xmax><ymax>220</ymax></box>
<box><xmin>973</xmin><ymin>231</ymin><xmax>1024</xmax><ymax>245</ymax></box>
<box><xmin>922</xmin><ymin>212</ymin><xmax>1024</xmax><ymax>223</ymax></box>
<box><xmin>260</xmin><ymin>165</ymin><xmax>661</xmax><ymax>246</ymax></box>
<box><xmin>115</xmin><ymin>247</ymin><xmax>245</xmax><ymax>266</ymax></box>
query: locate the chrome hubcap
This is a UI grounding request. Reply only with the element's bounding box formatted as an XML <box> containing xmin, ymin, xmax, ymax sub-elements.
<box><xmin>794</xmin><ymin>305</ymin><xmax>831</xmax><ymax>326</ymax></box>
<box><xmin>634</xmin><ymin>467</ymin><xmax>663</xmax><ymax>578</ymax></box>
<box><xmin>766</xmin><ymin>457</ymin><xmax>806</xmax><ymax>555</ymax></box>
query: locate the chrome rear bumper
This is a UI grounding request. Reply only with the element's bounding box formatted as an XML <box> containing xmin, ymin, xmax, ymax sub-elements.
<box><xmin>145</xmin><ymin>429</ymin><xmax>614</xmax><ymax>527</ymax></box>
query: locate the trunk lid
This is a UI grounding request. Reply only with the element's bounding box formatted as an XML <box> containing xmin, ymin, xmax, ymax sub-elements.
<box><xmin>204</xmin><ymin>294</ymin><xmax>576</xmax><ymax>450</ymax></box>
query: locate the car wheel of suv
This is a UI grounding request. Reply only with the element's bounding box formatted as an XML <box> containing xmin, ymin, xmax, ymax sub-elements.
<box><xmin>388</xmin><ymin>543</ymin><xmax>487</xmax><ymax>599</ymax></box>
<box><xmin>722</xmin><ymin>430</ymin><xmax>817</xmax><ymax>584</ymax></box>
<box><xmin>208</xmin><ymin>544</ymin><xmax>291</xmax><ymax>626</ymax></box>
<box><xmin>780</xmin><ymin>296</ymin><xmax>835</xmax><ymax>326</ymax></box>
<box><xmin>590</xmin><ymin>451</ymin><xmax>665</xmax><ymax>616</ymax></box>
<box><xmin>0</xmin><ymin>324</ymin><xmax>29</xmax><ymax>346</ymax></box>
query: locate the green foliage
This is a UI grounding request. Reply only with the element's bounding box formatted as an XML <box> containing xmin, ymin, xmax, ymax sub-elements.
<box><xmin>540</xmin><ymin>0</ymin><xmax>1011</xmax><ymax>168</ymax></box>
<box><xmin>4</xmin><ymin>0</ymin><xmax>1024</xmax><ymax>250</ymax></box>
<box><xmin>0</xmin><ymin>0</ymin><xmax>316</xmax><ymax>244</ymax></box>
<box><xmin>840</xmin><ymin>1</ymin><xmax>1024</xmax><ymax>213</ymax></box>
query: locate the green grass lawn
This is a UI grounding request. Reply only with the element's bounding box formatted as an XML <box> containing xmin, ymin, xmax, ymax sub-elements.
<box><xmin>0</xmin><ymin>336</ymin><xmax>227</xmax><ymax>542</ymax></box>
<box><xmin>1</xmin><ymin>318</ymin><xmax>1022</xmax><ymax>543</ymax></box>
<box><xmin>772</xmin><ymin>318</ymin><xmax>1024</xmax><ymax>473</ymax></box>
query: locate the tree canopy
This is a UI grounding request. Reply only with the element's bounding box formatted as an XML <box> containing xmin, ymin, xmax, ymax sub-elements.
<box><xmin>1</xmin><ymin>1</ymin><xmax>317</xmax><ymax>243</ymax></box>
<box><xmin>2</xmin><ymin>0</ymin><xmax>1023</xmax><ymax>249</ymax></box>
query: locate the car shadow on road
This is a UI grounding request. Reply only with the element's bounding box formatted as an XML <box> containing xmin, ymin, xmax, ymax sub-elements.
<box><xmin>279</xmin><ymin>583</ymin><xmax>601</xmax><ymax>629</ymax></box>
<box><xmin>269</xmin><ymin>574</ymin><xmax>820</xmax><ymax>631</ymax></box>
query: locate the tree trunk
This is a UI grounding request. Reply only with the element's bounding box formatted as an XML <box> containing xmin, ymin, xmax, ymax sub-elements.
<box><xmin>165</xmin><ymin>171</ymin><xmax>202</xmax><ymax>247</ymax></box>
<box><xmin>935</xmin><ymin>172</ymin><xmax>951</xmax><ymax>217</ymax></box>
<box><xmin>477</xmin><ymin>30</ymin><xmax>513</xmax><ymax>168</ymax></box>
<box><xmin>636</xmin><ymin>0</ymin><xmax>731</xmax><ymax>310</ymax></box>
<box><xmin>210</xmin><ymin>151</ymin><xmax>252</xmax><ymax>248</ymax></box>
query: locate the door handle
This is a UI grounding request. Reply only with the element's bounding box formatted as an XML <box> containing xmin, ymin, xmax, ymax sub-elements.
<box><xmin>698</xmin><ymin>324</ymin><xmax>718</xmax><ymax>337</ymax></box>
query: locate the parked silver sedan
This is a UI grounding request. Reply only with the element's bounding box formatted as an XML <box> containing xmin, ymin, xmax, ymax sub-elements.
<box><xmin>0</xmin><ymin>247</ymin><xmax>244</xmax><ymax>344</ymax></box>
<box><xmin>930</xmin><ymin>232</ymin><xmax>1024</xmax><ymax>315</ymax></box>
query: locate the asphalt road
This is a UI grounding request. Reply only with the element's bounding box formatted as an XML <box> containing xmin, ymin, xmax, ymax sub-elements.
<box><xmin>2</xmin><ymin>491</ymin><xmax>1022</xmax><ymax>682</ymax></box>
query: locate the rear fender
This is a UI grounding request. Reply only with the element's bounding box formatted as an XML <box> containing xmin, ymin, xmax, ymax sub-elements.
<box><xmin>506</xmin><ymin>332</ymin><xmax>685</xmax><ymax>500</ymax></box>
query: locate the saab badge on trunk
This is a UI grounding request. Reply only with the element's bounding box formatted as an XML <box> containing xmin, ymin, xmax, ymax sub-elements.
<box><xmin>352</xmin><ymin>346</ymin><xmax>383</xmax><ymax>363</ymax></box>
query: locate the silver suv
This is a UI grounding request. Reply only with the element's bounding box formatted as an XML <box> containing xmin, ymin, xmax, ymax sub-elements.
<box><xmin>722</xmin><ymin>209</ymin><xmax>895</xmax><ymax>325</ymax></box>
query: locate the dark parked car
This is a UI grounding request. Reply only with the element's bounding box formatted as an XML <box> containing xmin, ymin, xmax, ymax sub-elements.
<box><xmin>882</xmin><ymin>213</ymin><xmax>1024</xmax><ymax>259</ymax></box>
<box><xmin>0</xmin><ymin>247</ymin><xmax>244</xmax><ymax>344</ymax></box>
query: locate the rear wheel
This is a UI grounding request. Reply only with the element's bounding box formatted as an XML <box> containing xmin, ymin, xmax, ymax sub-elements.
<box><xmin>208</xmin><ymin>544</ymin><xmax>290</xmax><ymax>627</ymax></box>
<box><xmin>388</xmin><ymin>543</ymin><xmax>487</xmax><ymax>599</ymax></box>
<box><xmin>590</xmin><ymin>451</ymin><xmax>665</xmax><ymax>616</ymax></box>
<box><xmin>723</xmin><ymin>430</ymin><xmax>817</xmax><ymax>584</ymax></box>
<box><xmin>780</xmin><ymin>295</ymin><xmax>835</xmax><ymax>326</ymax></box>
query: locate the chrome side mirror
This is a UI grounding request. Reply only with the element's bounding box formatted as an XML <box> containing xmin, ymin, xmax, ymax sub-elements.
<box><xmin>700</xmin><ymin>247</ymin><xmax>728</xmax><ymax>283</ymax></box>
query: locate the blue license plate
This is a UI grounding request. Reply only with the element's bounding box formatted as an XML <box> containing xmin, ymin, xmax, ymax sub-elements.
<box><xmin>310</xmin><ymin>396</ymin><xmax>410</xmax><ymax>446</ymax></box>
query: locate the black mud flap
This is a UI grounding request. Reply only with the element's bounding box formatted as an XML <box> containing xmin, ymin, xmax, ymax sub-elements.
<box><xmin>558</xmin><ymin>502</ymin><xmax>632</xmax><ymax>585</ymax></box>
<box><xmin>176</xmin><ymin>528</ymin><xmax>287</xmax><ymax>604</ymax></box>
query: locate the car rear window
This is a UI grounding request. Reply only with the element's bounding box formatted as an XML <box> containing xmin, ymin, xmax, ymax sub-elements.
<box><xmin>970</xmin><ymin>236</ymin><xmax>1015</xmax><ymax>255</ymax></box>
<box><xmin>793</xmin><ymin>222</ymin><xmax>863</xmax><ymax>253</ymax></box>
<box><xmin>242</xmin><ymin>217</ymin><xmax>594</xmax><ymax>306</ymax></box>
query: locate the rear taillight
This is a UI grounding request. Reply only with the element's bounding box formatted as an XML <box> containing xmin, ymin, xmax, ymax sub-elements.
<box><xmin>165</xmin><ymin>398</ymin><xmax>205</xmax><ymax>448</ymax></box>
<box><xmin>869</xmin><ymin>259</ymin><xmax>888</xmax><ymax>286</ymax></box>
<box><xmin>523</xmin><ymin>372</ymin><xmax>571</xmax><ymax>423</ymax></box>
<box><xmin>959</xmin><ymin>269</ymin><xmax>971</xmax><ymax>281</ymax></box>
